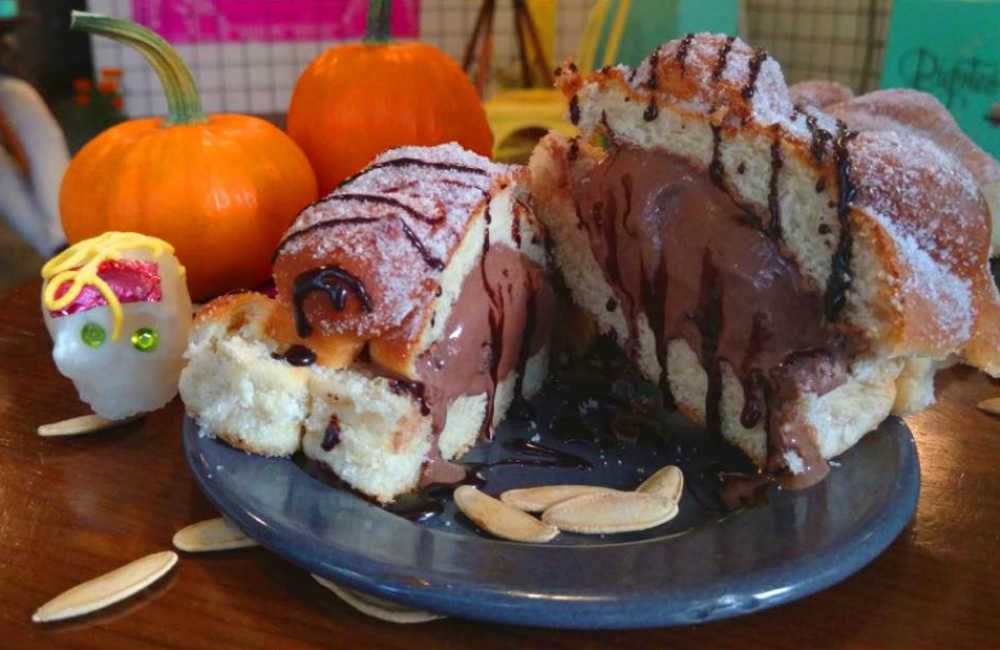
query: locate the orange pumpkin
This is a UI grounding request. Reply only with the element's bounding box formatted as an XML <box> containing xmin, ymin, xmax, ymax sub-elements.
<box><xmin>287</xmin><ymin>0</ymin><xmax>493</xmax><ymax>194</ymax></box>
<box><xmin>61</xmin><ymin>12</ymin><xmax>318</xmax><ymax>300</ymax></box>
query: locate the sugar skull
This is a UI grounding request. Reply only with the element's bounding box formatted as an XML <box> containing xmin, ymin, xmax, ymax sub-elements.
<box><xmin>41</xmin><ymin>232</ymin><xmax>192</xmax><ymax>420</ymax></box>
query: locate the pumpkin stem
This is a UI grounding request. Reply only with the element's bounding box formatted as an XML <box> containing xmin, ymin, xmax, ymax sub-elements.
<box><xmin>71</xmin><ymin>11</ymin><xmax>206</xmax><ymax>125</ymax></box>
<box><xmin>364</xmin><ymin>0</ymin><xmax>392</xmax><ymax>43</ymax></box>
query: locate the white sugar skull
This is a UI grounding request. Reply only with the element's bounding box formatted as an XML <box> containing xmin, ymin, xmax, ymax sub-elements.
<box><xmin>41</xmin><ymin>232</ymin><xmax>192</xmax><ymax>420</ymax></box>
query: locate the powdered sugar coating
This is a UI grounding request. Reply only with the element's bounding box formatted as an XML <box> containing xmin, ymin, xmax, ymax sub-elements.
<box><xmin>848</xmin><ymin>128</ymin><xmax>986</xmax><ymax>345</ymax></box>
<box><xmin>828</xmin><ymin>89</ymin><xmax>1000</xmax><ymax>195</ymax></box>
<box><xmin>624</xmin><ymin>33</ymin><xmax>795</xmax><ymax>129</ymax></box>
<box><xmin>274</xmin><ymin>143</ymin><xmax>519</xmax><ymax>339</ymax></box>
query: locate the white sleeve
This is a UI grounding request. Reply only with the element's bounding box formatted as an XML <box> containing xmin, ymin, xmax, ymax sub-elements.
<box><xmin>0</xmin><ymin>75</ymin><xmax>69</xmax><ymax>254</ymax></box>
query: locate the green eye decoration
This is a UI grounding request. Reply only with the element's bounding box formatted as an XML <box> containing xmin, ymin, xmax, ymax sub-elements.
<box><xmin>131</xmin><ymin>327</ymin><xmax>159</xmax><ymax>352</ymax></box>
<box><xmin>80</xmin><ymin>322</ymin><xmax>106</xmax><ymax>347</ymax></box>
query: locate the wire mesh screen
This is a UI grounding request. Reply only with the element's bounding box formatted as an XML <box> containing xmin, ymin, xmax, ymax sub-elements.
<box><xmin>83</xmin><ymin>0</ymin><xmax>892</xmax><ymax>118</ymax></box>
<box><xmin>85</xmin><ymin>0</ymin><xmax>593</xmax><ymax>118</ymax></box>
<box><xmin>743</xmin><ymin>0</ymin><xmax>893</xmax><ymax>93</ymax></box>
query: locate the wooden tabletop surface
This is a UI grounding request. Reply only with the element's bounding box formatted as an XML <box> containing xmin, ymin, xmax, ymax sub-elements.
<box><xmin>2</xmin><ymin>278</ymin><xmax>999</xmax><ymax>649</ymax></box>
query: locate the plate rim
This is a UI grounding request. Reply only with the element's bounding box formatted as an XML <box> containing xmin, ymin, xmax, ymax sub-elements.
<box><xmin>183</xmin><ymin>416</ymin><xmax>920</xmax><ymax>629</ymax></box>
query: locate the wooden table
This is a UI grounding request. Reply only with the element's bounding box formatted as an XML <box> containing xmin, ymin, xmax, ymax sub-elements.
<box><xmin>2</xmin><ymin>278</ymin><xmax>998</xmax><ymax>649</ymax></box>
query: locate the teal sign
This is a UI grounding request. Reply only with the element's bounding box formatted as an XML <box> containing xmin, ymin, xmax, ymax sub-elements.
<box><xmin>881</xmin><ymin>0</ymin><xmax>1000</xmax><ymax>158</ymax></box>
<box><xmin>588</xmin><ymin>0</ymin><xmax>739</xmax><ymax>69</ymax></box>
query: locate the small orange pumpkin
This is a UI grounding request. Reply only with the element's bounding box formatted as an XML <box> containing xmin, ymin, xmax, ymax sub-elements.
<box><xmin>60</xmin><ymin>12</ymin><xmax>318</xmax><ymax>300</ymax></box>
<box><xmin>287</xmin><ymin>0</ymin><xmax>493</xmax><ymax>194</ymax></box>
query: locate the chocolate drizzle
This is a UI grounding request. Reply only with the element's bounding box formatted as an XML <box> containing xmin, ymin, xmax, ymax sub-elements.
<box><xmin>330</xmin><ymin>156</ymin><xmax>487</xmax><ymax>195</ymax></box>
<box><xmin>292</xmin><ymin>266</ymin><xmax>372</xmax><ymax>337</ymax></box>
<box><xmin>739</xmin><ymin>313</ymin><xmax>769</xmax><ymax>428</ymax></box>
<box><xmin>511</xmin><ymin>200</ymin><xmax>525</xmax><ymax>248</ymax></box>
<box><xmin>646</xmin><ymin>45</ymin><xmax>661</xmax><ymax>89</ymax></box>
<box><xmin>675</xmin><ymin>33</ymin><xmax>694</xmax><ymax>76</ymax></box>
<box><xmin>326</xmin><ymin>193</ymin><xmax>444</xmax><ymax>224</ymax></box>
<box><xmin>390</xmin><ymin>379</ymin><xmax>430</xmax><ymax>416</ymax></box>
<box><xmin>271</xmin><ymin>217</ymin><xmax>378</xmax><ymax>262</ymax></box>
<box><xmin>596</xmin><ymin>184</ymin><xmax>641</xmax><ymax>359</ymax></box>
<box><xmin>320</xmin><ymin>414</ymin><xmax>341</xmax><ymax>451</ymax></box>
<box><xmin>740</xmin><ymin>369</ymin><xmax>767</xmax><ymax>428</ymax></box>
<box><xmin>358</xmin><ymin>157</ymin><xmax>488</xmax><ymax>180</ymax></box>
<box><xmin>741</xmin><ymin>48</ymin><xmax>768</xmax><ymax>99</ymax></box>
<box><xmin>274</xmin><ymin>196</ymin><xmax>448</xmax><ymax>269</ymax></box>
<box><xmin>398</xmin><ymin>218</ymin><xmax>445</xmax><ymax>270</ymax></box>
<box><xmin>804</xmin><ymin>113</ymin><xmax>832</xmax><ymax>162</ymax></box>
<box><xmin>644</xmin><ymin>45</ymin><xmax>661</xmax><ymax>122</ymax></box>
<box><xmin>641</xmin><ymin>258</ymin><xmax>674</xmax><ymax>409</ymax></box>
<box><xmin>567</xmin><ymin>138</ymin><xmax>580</xmax><ymax>163</ymax></box>
<box><xmin>712</xmin><ymin>35</ymin><xmax>736</xmax><ymax>81</ymax></box>
<box><xmin>709</xmin><ymin>123</ymin><xmax>725</xmax><ymax>186</ymax></box>
<box><xmin>695</xmin><ymin>251</ymin><xmax>723</xmax><ymax>436</ymax></box>
<box><xmin>274</xmin><ymin>151</ymin><xmax>495</xmax><ymax>273</ymax></box>
<box><xmin>270</xmin><ymin>344</ymin><xmax>317</xmax><ymax>367</ymax></box>
<box><xmin>480</xmin><ymin>206</ymin><xmax>504</xmax><ymax>439</ymax></box>
<box><xmin>767</xmin><ymin>130</ymin><xmax>783</xmax><ymax>239</ymax></box>
<box><xmin>824</xmin><ymin>121</ymin><xmax>858</xmax><ymax>322</ymax></box>
<box><xmin>643</xmin><ymin>98</ymin><xmax>659</xmax><ymax>122</ymax></box>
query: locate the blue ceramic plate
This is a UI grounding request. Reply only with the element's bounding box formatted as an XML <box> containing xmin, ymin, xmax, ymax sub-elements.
<box><xmin>183</xmin><ymin>379</ymin><xmax>919</xmax><ymax>629</ymax></box>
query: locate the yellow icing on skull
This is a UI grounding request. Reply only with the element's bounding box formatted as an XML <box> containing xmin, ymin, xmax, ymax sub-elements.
<box><xmin>41</xmin><ymin>232</ymin><xmax>185</xmax><ymax>341</ymax></box>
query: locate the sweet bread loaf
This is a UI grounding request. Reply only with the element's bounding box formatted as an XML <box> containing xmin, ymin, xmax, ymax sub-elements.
<box><xmin>529</xmin><ymin>33</ymin><xmax>1000</xmax><ymax>486</ymax></box>
<box><xmin>180</xmin><ymin>144</ymin><xmax>554</xmax><ymax>501</ymax></box>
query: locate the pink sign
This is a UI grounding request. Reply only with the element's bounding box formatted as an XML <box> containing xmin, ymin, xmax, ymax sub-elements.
<box><xmin>131</xmin><ymin>0</ymin><xmax>420</xmax><ymax>43</ymax></box>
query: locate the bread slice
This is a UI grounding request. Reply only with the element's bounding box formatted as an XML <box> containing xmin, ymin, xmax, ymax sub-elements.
<box><xmin>180</xmin><ymin>144</ymin><xmax>553</xmax><ymax>502</ymax></box>
<box><xmin>530</xmin><ymin>34</ymin><xmax>1000</xmax><ymax>486</ymax></box>
<box><xmin>824</xmin><ymin>88</ymin><xmax>1000</xmax><ymax>256</ymax></box>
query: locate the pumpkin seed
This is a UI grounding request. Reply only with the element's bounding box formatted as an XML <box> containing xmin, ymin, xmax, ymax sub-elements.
<box><xmin>636</xmin><ymin>465</ymin><xmax>684</xmax><ymax>504</ymax></box>
<box><xmin>37</xmin><ymin>413</ymin><xmax>140</xmax><ymax>437</ymax></box>
<box><xmin>977</xmin><ymin>397</ymin><xmax>1000</xmax><ymax>415</ymax></box>
<box><xmin>32</xmin><ymin>551</ymin><xmax>177</xmax><ymax>623</ymax></box>
<box><xmin>542</xmin><ymin>491</ymin><xmax>678</xmax><ymax>534</ymax></box>
<box><xmin>454</xmin><ymin>485</ymin><xmax>559</xmax><ymax>543</ymax></box>
<box><xmin>172</xmin><ymin>517</ymin><xmax>258</xmax><ymax>552</ymax></box>
<box><xmin>500</xmin><ymin>485</ymin><xmax>619</xmax><ymax>512</ymax></box>
<box><xmin>312</xmin><ymin>574</ymin><xmax>444</xmax><ymax>624</ymax></box>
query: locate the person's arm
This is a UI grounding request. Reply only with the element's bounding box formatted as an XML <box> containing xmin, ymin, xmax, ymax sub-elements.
<box><xmin>0</xmin><ymin>75</ymin><xmax>68</xmax><ymax>255</ymax></box>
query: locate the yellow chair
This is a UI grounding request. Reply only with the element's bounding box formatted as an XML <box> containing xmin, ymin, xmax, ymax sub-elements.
<box><xmin>485</xmin><ymin>0</ymin><xmax>632</xmax><ymax>162</ymax></box>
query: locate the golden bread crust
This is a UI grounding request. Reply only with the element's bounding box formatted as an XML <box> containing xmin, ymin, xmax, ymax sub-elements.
<box><xmin>194</xmin><ymin>292</ymin><xmax>363</xmax><ymax>368</ymax></box>
<box><xmin>788</xmin><ymin>79</ymin><xmax>855</xmax><ymax>110</ymax></box>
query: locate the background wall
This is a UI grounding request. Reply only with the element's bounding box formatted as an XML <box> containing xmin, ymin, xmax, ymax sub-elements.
<box><xmin>83</xmin><ymin>1</ymin><xmax>890</xmax><ymax>119</ymax></box>
<box><xmin>83</xmin><ymin>0</ymin><xmax>593</xmax><ymax>117</ymax></box>
<box><xmin>744</xmin><ymin>0</ymin><xmax>891</xmax><ymax>93</ymax></box>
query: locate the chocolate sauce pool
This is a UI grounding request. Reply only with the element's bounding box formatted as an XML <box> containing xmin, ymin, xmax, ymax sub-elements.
<box><xmin>295</xmin><ymin>341</ymin><xmax>762</xmax><ymax>525</ymax></box>
<box><xmin>571</xmin><ymin>144</ymin><xmax>852</xmax><ymax>487</ymax></box>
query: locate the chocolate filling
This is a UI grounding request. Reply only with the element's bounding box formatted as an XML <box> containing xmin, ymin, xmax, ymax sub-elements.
<box><xmin>413</xmin><ymin>242</ymin><xmax>555</xmax><ymax>483</ymax></box>
<box><xmin>571</xmin><ymin>144</ymin><xmax>852</xmax><ymax>487</ymax></box>
<box><xmin>291</xmin><ymin>244</ymin><xmax>553</xmax><ymax>487</ymax></box>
